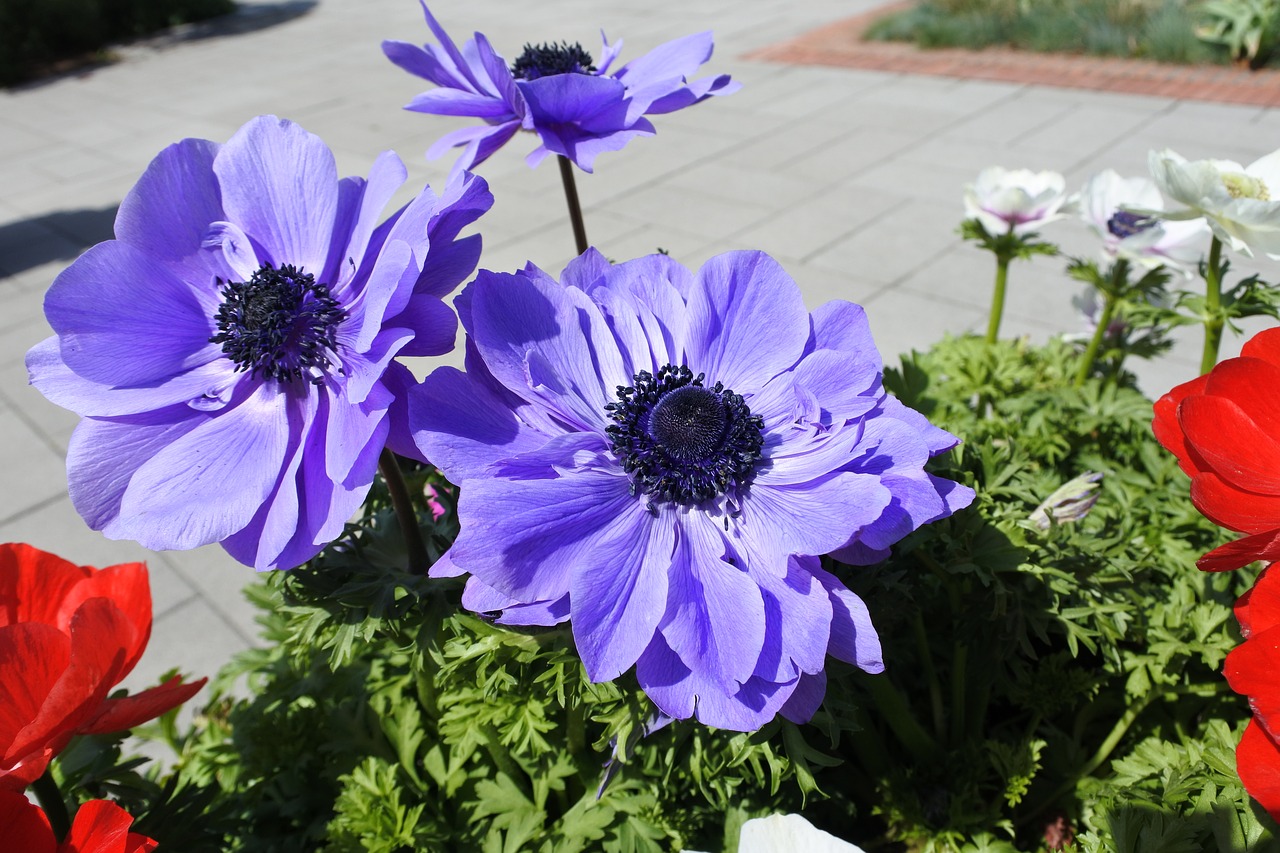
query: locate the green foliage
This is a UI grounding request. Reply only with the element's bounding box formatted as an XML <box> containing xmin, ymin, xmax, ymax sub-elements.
<box><xmin>1197</xmin><ymin>0</ymin><xmax>1280</xmax><ymax>66</ymax></box>
<box><xmin>866</xmin><ymin>0</ymin><xmax>1234</xmax><ymax>66</ymax></box>
<box><xmin>144</xmin><ymin>466</ymin><xmax>833</xmax><ymax>852</ymax></box>
<box><xmin>0</xmin><ymin>0</ymin><xmax>235</xmax><ymax>86</ymax></box>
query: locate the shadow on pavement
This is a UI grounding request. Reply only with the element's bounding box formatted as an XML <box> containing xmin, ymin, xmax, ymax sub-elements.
<box><xmin>0</xmin><ymin>206</ymin><xmax>117</xmax><ymax>278</ymax></box>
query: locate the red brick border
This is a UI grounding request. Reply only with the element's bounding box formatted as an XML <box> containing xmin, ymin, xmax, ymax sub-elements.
<box><xmin>746</xmin><ymin>2</ymin><xmax>1280</xmax><ymax>108</ymax></box>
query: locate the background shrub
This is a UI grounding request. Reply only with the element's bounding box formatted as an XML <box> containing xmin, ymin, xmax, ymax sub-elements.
<box><xmin>0</xmin><ymin>0</ymin><xmax>235</xmax><ymax>86</ymax></box>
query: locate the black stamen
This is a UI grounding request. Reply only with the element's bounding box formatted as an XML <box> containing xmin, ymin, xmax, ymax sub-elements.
<box><xmin>210</xmin><ymin>263</ymin><xmax>345</xmax><ymax>384</ymax></box>
<box><xmin>606</xmin><ymin>364</ymin><xmax>764</xmax><ymax>506</ymax></box>
<box><xmin>511</xmin><ymin>41</ymin><xmax>596</xmax><ymax>80</ymax></box>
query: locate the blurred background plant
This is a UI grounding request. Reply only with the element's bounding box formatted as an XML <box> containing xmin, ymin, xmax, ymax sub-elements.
<box><xmin>0</xmin><ymin>0</ymin><xmax>235</xmax><ymax>86</ymax></box>
<box><xmin>864</xmin><ymin>0</ymin><xmax>1280</xmax><ymax>68</ymax></box>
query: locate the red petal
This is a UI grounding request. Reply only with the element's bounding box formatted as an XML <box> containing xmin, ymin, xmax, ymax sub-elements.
<box><xmin>0</xmin><ymin>789</ymin><xmax>57</xmax><ymax>853</ymax></box>
<box><xmin>1180</xmin><ymin>395</ymin><xmax>1280</xmax><ymax>494</ymax></box>
<box><xmin>1198</xmin><ymin>529</ymin><xmax>1280</xmax><ymax>572</ymax></box>
<box><xmin>1152</xmin><ymin>374</ymin><xmax>1210</xmax><ymax>478</ymax></box>
<box><xmin>58</xmin><ymin>564</ymin><xmax>152</xmax><ymax>679</ymax></box>
<box><xmin>0</xmin><ymin>623</ymin><xmax>71</xmax><ymax>768</ymax></box>
<box><xmin>1241</xmin><ymin>327</ymin><xmax>1280</xmax><ymax>367</ymax></box>
<box><xmin>6</xmin><ymin>599</ymin><xmax>135</xmax><ymax>766</ymax></box>
<box><xmin>1204</xmin><ymin>357</ymin><xmax>1280</xmax><ymax>440</ymax></box>
<box><xmin>0</xmin><ymin>543</ymin><xmax>91</xmax><ymax>629</ymax></box>
<box><xmin>59</xmin><ymin>799</ymin><xmax>150</xmax><ymax>853</ymax></box>
<box><xmin>1239</xmin><ymin>718</ymin><xmax>1280</xmax><ymax>821</ymax></box>
<box><xmin>1236</xmin><ymin>565</ymin><xmax>1280</xmax><ymax>637</ymax></box>
<box><xmin>125</xmin><ymin>834</ymin><xmax>158</xmax><ymax>853</ymax></box>
<box><xmin>1225</xmin><ymin>625</ymin><xmax>1280</xmax><ymax>735</ymax></box>
<box><xmin>79</xmin><ymin>676</ymin><xmax>208</xmax><ymax>735</ymax></box>
<box><xmin>1190</xmin><ymin>472</ymin><xmax>1280</xmax><ymax>534</ymax></box>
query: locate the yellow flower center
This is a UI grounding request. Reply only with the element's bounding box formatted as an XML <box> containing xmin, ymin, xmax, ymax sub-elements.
<box><xmin>1222</xmin><ymin>172</ymin><xmax>1271</xmax><ymax>201</ymax></box>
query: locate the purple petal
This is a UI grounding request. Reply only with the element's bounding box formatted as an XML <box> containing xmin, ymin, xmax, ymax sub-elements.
<box><xmin>214</xmin><ymin>116</ymin><xmax>338</xmax><ymax>275</ymax></box>
<box><xmin>571</xmin><ymin>515</ymin><xmax>675</xmax><ymax>681</ymax></box>
<box><xmin>751</xmin><ymin>556</ymin><xmax>833</xmax><ymax>682</ymax></box>
<box><xmin>448</xmin><ymin>468</ymin><xmax>636</xmax><ymax>603</ymax></box>
<box><xmin>394</xmin><ymin>295</ymin><xmax>457</xmax><ymax>357</ymax></box>
<box><xmin>813</xmin><ymin>565</ymin><xmax>883</xmax><ymax>673</ymax></box>
<box><xmin>659</xmin><ymin>517</ymin><xmax>766</xmax><ymax>689</ymax></box>
<box><xmin>810</xmin><ymin>300</ymin><xmax>882</xmax><ymax>366</ymax></box>
<box><xmin>65</xmin><ymin>407</ymin><xmax>206</xmax><ymax>532</ymax></box>
<box><xmin>585</xmin><ymin>253</ymin><xmax>692</xmax><ymax>377</ymax></box>
<box><xmin>685</xmin><ymin>251</ymin><xmax>810</xmax><ymax>395</ymax></box>
<box><xmin>27</xmin><ymin>337</ymin><xmax>239</xmax><ymax>418</ymax></box>
<box><xmin>406</xmin><ymin>89</ymin><xmax>514</xmax><ymax>118</ymax></box>
<box><xmin>635</xmin><ymin>634</ymin><xmax>797</xmax><ymax>731</ymax></box>
<box><xmin>415</xmin><ymin>234</ymin><xmax>481</xmax><ymax>300</ymax></box>
<box><xmin>615</xmin><ymin>32</ymin><xmax>713</xmax><ymax>90</ymax></box>
<box><xmin>426</xmin><ymin>121</ymin><xmax>522</xmax><ymax>170</ymax></box>
<box><xmin>45</xmin><ymin>241</ymin><xmax>218</xmax><ymax>386</ymax></box>
<box><xmin>330</xmin><ymin>151</ymin><xmax>408</xmax><ymax>294</ymax></box>
<box><xmin>733</xmin><ymin>473</ymin><xmax>892</xmax><ymax>570</ymax></box>
<box><xmin>107</xmin><ymin>381</ymin><xmax>290</xmax><ymax>550</ymax></box>
<box><xmin>462</xmin><ymin>577</ymin><xmax>571</xmax><ymax>626</ymax></box>
<box><xmin>381</xmin><ymin>361</ymin><xmax>425</xmax><ymax>463</ymax></box>
<box><xmin>468</xmin><ymin>267</ymin><xmax>626</xmax><ymax>432</ymax></box>
<box><xmin>780</xmin><ymin>671</ymin><xmax>827</xmax><ymax>724</ymax></box>
<box><xmin>113</xmin><ymin>137</ymin><xmax>227</xmax><ymax>282</ymax></box>
<box><xmin>644</xmin><ymin>74</ymin><xmax>739</xmax><ymax>115</ymax></box>
<box><xmin>410</xmin><ymin>365</ymin><xmax>559</xmax><ymax>482</ymax></box>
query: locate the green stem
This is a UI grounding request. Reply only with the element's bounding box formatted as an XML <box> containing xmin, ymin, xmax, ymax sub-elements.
<box><xmin>985</xmin><ymin>251</ymin><xmax>1012</xmax><ymax>345</ymax></box>
<box><xmin>1074</xmin><ymin>290</ymin><xmax>1117</xmax><ymax>388</ymax></box>
<box><xmin>378</xmin><ymin>449</ymin><xmax>428</xmax><ymax>575</ymax></box>
<box><xmin>557</xmin><ymin>155</ymin><xmax>590</xmax><ymax>256</ymax></box>
<box><xmin>1200</xmin><ymin>236</ymin><xmax>1224</xmax><ymax>375</ymax></box>
<box><xmin>1022</xmin><ymin>692</ymin><xmax>1155</xmax><ymax>822</ymax></box>
<box><xmin>950</xmin><ymin>643</ymin><xmax>969</xmax><ymax>747</ymax></box>
<box><xmin>33</xmin><ymin>770</ymin><xmax>70</xmax><ymax>841</ymax></box>
<box><xmin>912</xmin><ymin>611</ymin><xmax>946</xmax><ymax>741</ymax></box>
<box><xmin>863</xmin><ymin>674</ymin><xmax>939</xmax><ymax>763</ymax></box>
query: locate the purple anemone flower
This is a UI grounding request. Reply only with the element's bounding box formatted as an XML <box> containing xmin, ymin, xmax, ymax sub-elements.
<box><xmin>382</xmin><ymin>2</ymin><xmax>739</xmax><ymax>172</ymax></box>
<box><xmin>409</xmin><ymin>249</ymin><xmax>974</xmax><ymax>730</ymax></box>
<box><xmin>26</xmin><ymin>115</ymin><xmax>492</xmax><ymax>571</ymax></box>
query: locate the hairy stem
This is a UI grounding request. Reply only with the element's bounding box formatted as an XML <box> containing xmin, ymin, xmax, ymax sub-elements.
<box><xmin>1200</xmin><ymin>236</ymin><xmax>1224</xmax><ymax>375</ymax></box>
<box><xmin>912</xmin><ymin>611</ymin><xmax>947</xmax><ymax>741</ymax></box>
<box><xmin>378</xmin><ymin>449</ymin><xmax>428</xmax><ymax>575</ymax></box>
<box><xmin>558</xmin><ymin>155</ymin><xmax>589</xmax><ymax>256</ymax></box>
<box><xmin>33</xmin><ymin>770</ymin><xmax>70</xmax><ymax>841</ymax></box>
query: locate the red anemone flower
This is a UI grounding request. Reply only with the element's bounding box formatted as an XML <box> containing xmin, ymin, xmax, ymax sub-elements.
<box><xmin>1153</xmin><ymin>327</ymin><xmax>1280</xmax><ymax>571</ymax></box>
<box><xmin>1</xmin><ymin>790</ymin><xmax>157</xmax><ymax>852</ymax></box>
<box><xmin>0</xmin><ymin>543</ymin><xmax>206</xmax><ymax>790</ymax></box>
<box><xmin>1225</xmin><ymin>564</ymin><xmax>1280</xmax><ymax>819</ymax></box>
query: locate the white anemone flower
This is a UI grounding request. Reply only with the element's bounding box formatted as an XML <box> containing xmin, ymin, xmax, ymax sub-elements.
<box><xmin>683</xmin><ymin>814</ymin><xmax>867</xmax><ymax>853</ymax></box>
<box><xmin>963</xmin><ymin>166</ymin><xmax>1074</xmax><ymax>236</ymax></box>
<box><xmin>1080</xmin><ymin>169</ymin><xmax>1208</xmax><ymax>274</ymax></box>
<box><xmin>1149</xmin><ymin>148</ymin><xmax>1280</xmax><ymax>259</ymax></box>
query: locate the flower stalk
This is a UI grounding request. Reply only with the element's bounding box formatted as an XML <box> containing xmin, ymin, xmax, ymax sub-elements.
<box><xmin>378</xmin><ymin>449</ymin><xmax>429</xmax><ymax>575</ymax></box>
<box><xmin>33</xmin><ymin>769</ymin><xmax>70</xmax><ymax>841</ymax></box>
<box><xmin>985</xmin><ymin>252</ymin><xmax>1011</xmax><ymax>345</ymax></box>
<box><xmin>1200</xmin><ymin>236</ymin><xmax>1224</xmax><ymax>375</ymax></box>
<box><xmin>558</xmin><ymin>155</ymin><xmax>590</xmax><ymax>255</ymax></box>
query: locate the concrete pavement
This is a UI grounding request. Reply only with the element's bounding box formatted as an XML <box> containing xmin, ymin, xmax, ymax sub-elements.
<box><xmin>1</xmin><ymin>0</ymin><xmax>1277</xmax><ymax>701</ymax></box>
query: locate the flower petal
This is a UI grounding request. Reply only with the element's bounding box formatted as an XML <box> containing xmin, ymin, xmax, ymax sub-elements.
<box><xmin>110</xmin><ymin>382</ymin><xmax>290</xmax><ymax>550</ymax></box>
<box><xmin>214</xmin><ymin>116</ymin><xmax>338</xmax><ymax>275</ymax></box>
<box><xmin>685</xmin><ymin>251</ymin><xmax>810</xmax><ymax>395</ymax></box>
<box><xmin>571</xmin><ymin>509</ymin><xmax>674</xmax><ymax>681</ymax></box>
<box><xmin>79</xmin><ymin>675</ymin><xmax>206</xmax><ymax>735</ymax></box>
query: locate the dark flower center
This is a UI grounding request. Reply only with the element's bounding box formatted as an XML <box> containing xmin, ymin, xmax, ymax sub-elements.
<box><xmin>210</xmin><ymin>263</ymin><xmax>345</xmax><ymax>384</ymax></box>
<box><xmin>605</xmin><ymin>364</ymin><xmax>764</xmax><ymax>506</ymax></box>
<box><xmin>1106</xmin><ymin>211</ymin><xmax>1156</xmax><ymax>239</ymax></box>
<box><xmin>510</xmin><ymin>42</ymin><xmax>596</xmax><ymax>80</ymax></box>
